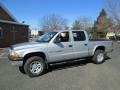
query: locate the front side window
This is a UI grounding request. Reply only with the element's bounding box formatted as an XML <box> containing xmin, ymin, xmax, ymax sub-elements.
<box><xmin>56</xmin><ymin>32</ymin><xmax>69</xmax><ymax>42</ymax></box>
<box><xmin>72</xmin><ymin>31</ymin><xmax>86</xmax><ymax>41</ymax></box>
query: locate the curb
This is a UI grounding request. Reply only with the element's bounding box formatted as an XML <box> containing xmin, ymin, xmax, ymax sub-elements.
<box><xmin>0</xmin><ymin>48</ymin><xmax>3</xmax><ymax>50</ymax></box>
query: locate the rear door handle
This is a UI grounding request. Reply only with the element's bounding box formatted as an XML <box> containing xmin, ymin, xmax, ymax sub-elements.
<box><xmin>69</xmin><ymin>45</ymin><xmax>72</xmax><ymax>47</ymax></box>
<box><xmin>84</xmin><ymin>44</ymin><xmax>88</xmax><ymax>46</ymax></box>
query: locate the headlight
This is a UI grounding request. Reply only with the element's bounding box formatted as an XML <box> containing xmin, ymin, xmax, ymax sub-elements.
<box><xmin>10</xmin><ymin>52</ymin><xmax>20</xmax><ymax>60</ymax></box>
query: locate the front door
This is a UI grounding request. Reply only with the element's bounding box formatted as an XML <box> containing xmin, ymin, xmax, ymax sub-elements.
<box><xmin>48</xmin><ymin>32</ymin><xmax>73</xmax><ymax>62</ymax></box>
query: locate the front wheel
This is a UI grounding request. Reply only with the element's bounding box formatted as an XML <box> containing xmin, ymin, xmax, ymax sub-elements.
<box><xmin>24</xmin><ymin>56</ymin><xmax>47</xmax><ymax>77</ymax></box>
<box><xmin>92</xmin><ymin>50</ymin><xmax>105</xmax><ymax>64</ymax></box>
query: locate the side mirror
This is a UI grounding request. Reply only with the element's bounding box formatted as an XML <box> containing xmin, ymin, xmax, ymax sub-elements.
<box><xmin>54</xmin><ymin>37</ymin><xmax>61</xmax><ymax>43</ymax></box>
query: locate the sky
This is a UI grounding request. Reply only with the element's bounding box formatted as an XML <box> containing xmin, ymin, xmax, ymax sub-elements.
<box><xmin>0</xmin><ymin>0</ymin><xmax>106</xmax><ymax>28</ymax></box>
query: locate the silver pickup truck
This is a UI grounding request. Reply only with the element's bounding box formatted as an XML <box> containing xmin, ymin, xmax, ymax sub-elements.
<box><xmin>8</xmin><ymin>30</ymin><xmax>113</xmax><ymax>77</ymax></box>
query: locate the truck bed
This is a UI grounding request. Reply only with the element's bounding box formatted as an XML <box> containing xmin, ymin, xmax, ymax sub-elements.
<box><xmin>89</xmin><ymin>39</ymin><xmax>110</xmax><ymax>41</ymax></box>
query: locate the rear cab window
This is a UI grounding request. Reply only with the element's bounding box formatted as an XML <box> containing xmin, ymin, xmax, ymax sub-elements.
<box><xmin>72</xmin><ymin>31</ymin><xmax>86</xmax><ymax>41</ymax></box>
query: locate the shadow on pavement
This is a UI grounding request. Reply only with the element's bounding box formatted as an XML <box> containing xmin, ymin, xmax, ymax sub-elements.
<box><xmin>19</xmin><ymin>57</ymin><xmax>111</xmax><ymax>75</ymax></box>
<box><xmin>105</xmin><ymin>56</ymin><xmax>111</xmax><ymax>60</ymax></box>
<box><xmin>48</xmin><ymin>59</ymin><xmax>92</xmax><ymax>72</ymax></box>
<box><xmin>47</xmin><ymin>57</ymin><xmax>111</xmax><ymax>73</ymax></box>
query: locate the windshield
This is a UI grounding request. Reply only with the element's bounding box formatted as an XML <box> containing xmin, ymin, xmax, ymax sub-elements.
<box><xmin>36</xmin><ymin>32</ymin><xmax>57</xmax><ymax>42</ymax></box>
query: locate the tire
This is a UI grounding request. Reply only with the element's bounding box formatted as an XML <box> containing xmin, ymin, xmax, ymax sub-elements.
<box><xmin>24</xmin><ymin>56</ymin><xmax>47</xmax><ymax>77</ymax></box>
<box><xmin>92</xmin><ymin>50</ymin><xmax>105</xmax><ymax>64</ymax></box>
<box><xmin>19</xmin><ymin>66</ymin><xmax>25</xmax><ymax>74</ymax></box>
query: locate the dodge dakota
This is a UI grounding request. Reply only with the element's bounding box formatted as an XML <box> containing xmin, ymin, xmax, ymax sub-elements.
<box><xmin>8</xmin><ymin>30</ymin><xmax>113</xmax><ymax>77</ymax></box>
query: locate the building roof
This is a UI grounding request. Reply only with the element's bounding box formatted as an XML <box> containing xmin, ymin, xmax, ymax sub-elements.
<box><xmin>0</xmin><ymin>3</ymin><xmax>28</xmax><ymax>26</ymax></box>
<box><xmin>0</xmin><ymin>3</ymin><xmax>18</xmax><ymax>22</ymax></box>
<box><xmin>0</xmin><ymin>19</ymin><xmax>28</xmax><ymax>26</ymax></box>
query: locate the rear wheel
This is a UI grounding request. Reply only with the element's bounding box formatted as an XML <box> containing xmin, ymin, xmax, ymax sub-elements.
<box><xmin>92</xmin><ymin>50</ymin><xmax>105</xmax><ymax>64</ymax></box>
<box><xmin>24</xmin><ymin>56</ymin><xmax>47</xmax><ymax>77</ymax></box>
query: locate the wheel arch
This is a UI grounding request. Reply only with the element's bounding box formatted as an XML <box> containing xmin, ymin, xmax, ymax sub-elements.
<box><xmin>23</xmin><ymin>52</ymin><xmax>47</xmax><ymax>65</ymax></box>
<box><xmin>93</xmin><ymin>45</ymin><xmax>105</xmax><ymax>55</ymax></box>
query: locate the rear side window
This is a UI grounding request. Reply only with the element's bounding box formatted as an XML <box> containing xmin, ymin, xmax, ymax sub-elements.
<box><xmin>72</xmin><ymin>31</ymin><xmax>86</xmax><ymax>41</ymax></box>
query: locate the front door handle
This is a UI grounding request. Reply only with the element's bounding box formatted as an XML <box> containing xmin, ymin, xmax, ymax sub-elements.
<box><xmin>69</xmin><ymin>45</ymin><xmax>72</xmax><ymax>47</ymax></box>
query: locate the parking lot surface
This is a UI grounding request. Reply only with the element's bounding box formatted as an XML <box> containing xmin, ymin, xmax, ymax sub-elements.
<box><xmin>0</xmin><ymin>43</ymin><xmax>120</xmax><ymax>90</ymax></box>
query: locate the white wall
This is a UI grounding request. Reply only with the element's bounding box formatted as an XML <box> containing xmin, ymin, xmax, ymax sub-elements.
<box><xmin>106</xmin><ymin>32</ymin><xmax>115</xmax><ymax>39</ymax></box>
<box><xmin>30</xmin><ymin>29</ymin><xmax>39</xmax><ymax>36</ymax></box>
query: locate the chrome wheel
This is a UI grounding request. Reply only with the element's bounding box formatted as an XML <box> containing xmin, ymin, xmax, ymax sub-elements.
<box><xmin>30</xmin><ymin>61</ymin><xmax>42</xmax><ymax>74</ymax></box>
<box><xmin>24</xmin><ymin>56</ymin><xmax>46</xmax><ymax>77</ymax></box>
<box><xmin>92</xmin><ymin>50</ymin><xmax>105</xmax><ymax>64</ymax></box>
<box><xmin>97</xmin><ymin>53</ymin><xmax>104</xmax><ymax>62</ymax></box>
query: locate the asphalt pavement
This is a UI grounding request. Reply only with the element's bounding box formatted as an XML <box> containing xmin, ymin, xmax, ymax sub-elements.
<box><xmin>0</xmin><ymin>43</ymin><xmax>120</xmax><ymax>90</ymax></box>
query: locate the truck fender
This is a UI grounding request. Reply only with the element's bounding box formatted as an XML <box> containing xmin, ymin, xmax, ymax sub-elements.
<box><xmin>92</xmin><ymin>45</ymin><xmax>105</xmax><ymax>56</ymax></box>
<box><xmin>22</xmin><ymin>50</ymin><xmax>49</xmax><ymax>62</ymax></box>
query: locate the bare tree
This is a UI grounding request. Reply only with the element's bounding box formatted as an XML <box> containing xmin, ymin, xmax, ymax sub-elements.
<box><xmin>106</xmin><ymin>0</ymin><xmax>120</xmax><ymax>36</ymax></box>
<box><xmin>72</xmin><ymin>20</ymin><xmax>81</xmax><ymax>30</ymax></box>
<box><xmin>40</xmin><ymin>14</ymin><xmax>68</xmax><ymax>32</ymax></box>
<box><xmin>79</xmin><ymin>16</ymin><xmax>91</xmax><ymax>30</ymax></box>
<box><xmin>72</xmin><ymin>16</ymin><xmax>91</xmax><ymax>30</ymax></box>
<box><xmin>106</xmin><ymin>0</ymin><xmax>120</xmax><ymax>23</ymax></box>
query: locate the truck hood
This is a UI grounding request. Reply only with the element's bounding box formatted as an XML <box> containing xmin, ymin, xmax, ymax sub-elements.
<box><xmin>11</xmin><ymin>41</ymin><xmax>48</xmax><ymax>50</ymax></box>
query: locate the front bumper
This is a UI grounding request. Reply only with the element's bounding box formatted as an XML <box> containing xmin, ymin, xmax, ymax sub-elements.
<box><xmin>10</xmin><ymin>61</ymin><xmax>23</xmax><ymax>66</ymax></box>
<box><xmin>8</xmin><ymin>55</ymin><xmax>23</xmax><ymax>66</ymax></box>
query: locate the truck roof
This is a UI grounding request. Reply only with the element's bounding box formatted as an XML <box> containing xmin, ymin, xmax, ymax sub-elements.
<box><xmin>53</xmin><ymin>29</ymin><xmax>84</xmax><ymax>32</ymax></box>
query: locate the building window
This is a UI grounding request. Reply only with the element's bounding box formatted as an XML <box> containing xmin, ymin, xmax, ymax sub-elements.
<box><xmin>0</xmin><ymin>27</ymin><xmax>3</xmax><ymax>38</ymax></box>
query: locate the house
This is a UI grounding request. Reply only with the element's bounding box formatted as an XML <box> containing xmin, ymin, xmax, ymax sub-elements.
<box><xmin>0</xmin><ymin>3</ymin><xmax>29</xmax><ymax>48</ymax></box>
<box><xmin>38</xmin><ymin>31</ymin><xmax>44</xmax><ymax>36</ymax></box>
<box><xmin>30</xmin><ymin>28</ymin><xmax>39</xmax><ymax>36</ymax></box>
<box><xmin>106</xmin><ymin>29</ymin><xmax>120</xmax><ymax>40</ymax></box>
<box><xmin>106</xmin><ymin>32</ymin><xmax>115</xmax><ymax>39</ymax></box>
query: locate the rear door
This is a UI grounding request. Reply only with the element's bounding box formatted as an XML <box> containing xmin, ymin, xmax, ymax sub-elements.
<box><xmin>48</xmin><ymin>31</ymin><xmax>73</xmax><ymax>62</ymax></box>
<box><xmin>72</xmin><ymin>31</ymin><xmax>89</xmax><ymax>58</ymax></box>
